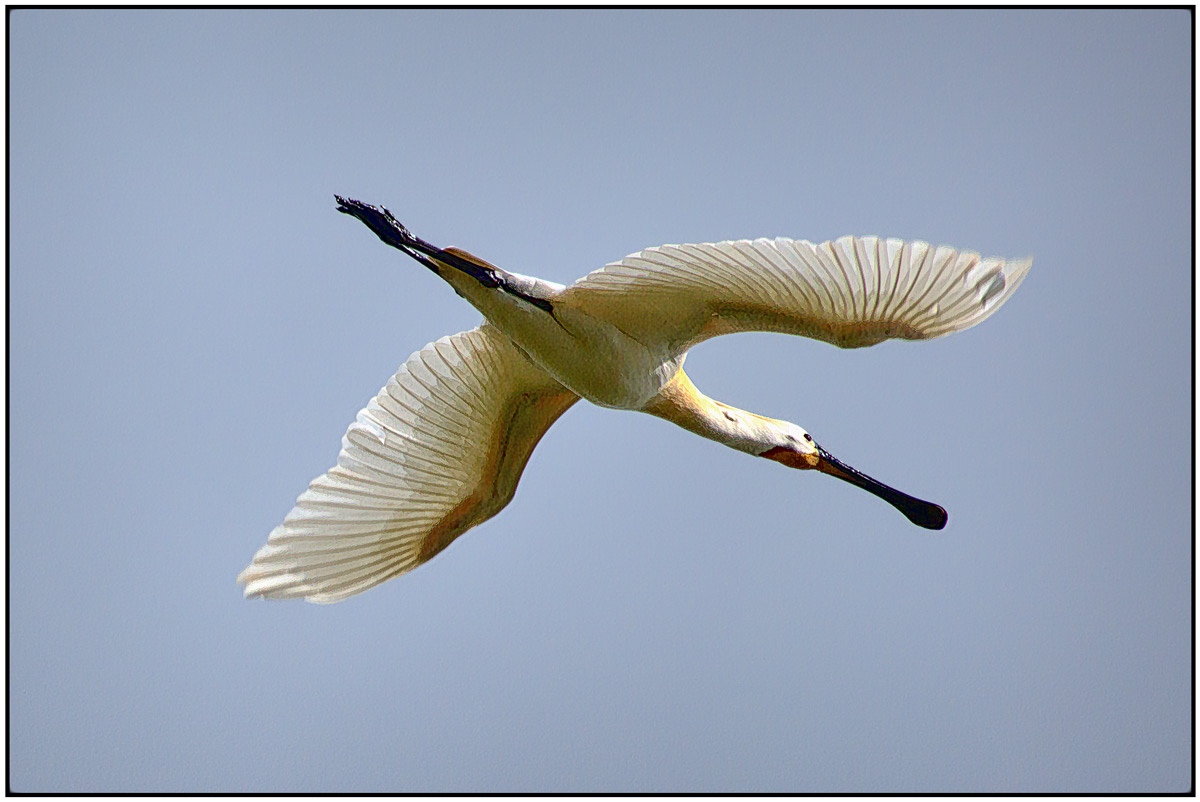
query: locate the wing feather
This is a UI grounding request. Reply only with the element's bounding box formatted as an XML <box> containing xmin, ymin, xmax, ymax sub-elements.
<box><xmin>239</xmin><ymin>324</ymin><xmax>578</xmax><ymax>603</ymax></box>
<box><xmin>560</xmin><ymin>235</ymin><xmax>1031</xmax><ymax>353</ymax></box>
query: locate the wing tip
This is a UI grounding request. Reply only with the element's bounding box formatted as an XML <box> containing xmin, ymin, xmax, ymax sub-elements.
<box><xmin>237</xmin><ymin>557</ymin><xmax>394</xmax><ymax>604</ymax></box>
<box><xmin>237</xmin><ymin>564</ymin><xmax>313</xmax><ymax>601</ymax></box>
<box><xmin>1005</xmin><ymin>254</ymin><xmax>1034</xmax><ymax>284</ymax></box>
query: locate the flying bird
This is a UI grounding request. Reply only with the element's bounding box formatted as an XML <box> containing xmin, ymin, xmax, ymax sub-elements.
<box><xmin>239</xmin><ymin>197</ymin><xmax>1031</xmax><ymax>602</ymax></box>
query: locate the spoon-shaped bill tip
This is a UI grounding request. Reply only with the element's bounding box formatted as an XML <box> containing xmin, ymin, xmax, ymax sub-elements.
<box><xmin>901</xmin><ymin>498</ymin><xmax>948</xmax><ymax>531</ymax></box>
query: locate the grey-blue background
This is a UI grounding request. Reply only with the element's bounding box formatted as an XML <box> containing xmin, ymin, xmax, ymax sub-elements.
<box><xmin>9</xmin><ymin>9</ymin><xmax>1190</xmax><ymax>793</ymax></box>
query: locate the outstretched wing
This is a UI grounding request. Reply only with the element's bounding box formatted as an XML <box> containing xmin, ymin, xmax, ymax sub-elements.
<box><xmin>239</xmin><ymin>325</ymin><xmax>579</xmax><ymax>603</ymax></box>
<box><xmin>559</xmin><ymin>236</ymin><xmax>1032</xmax><ymax>354</ymax></box>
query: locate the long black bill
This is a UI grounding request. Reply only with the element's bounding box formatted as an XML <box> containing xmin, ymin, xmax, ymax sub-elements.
<box><xmin>816</xmin><ymin>445</ymin><xmax>947</xmax><ymax>530</ymax></box>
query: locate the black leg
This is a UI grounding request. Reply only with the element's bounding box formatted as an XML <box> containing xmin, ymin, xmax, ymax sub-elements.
<box><xmin>334</xmin><ymin>196</ymin><xmax>442</xmax><ymax>272</ymax></box>
<box><xmin>334</xmin><ymin>195</ymin><xmax>553</xmax><ymax>314</ymax></box>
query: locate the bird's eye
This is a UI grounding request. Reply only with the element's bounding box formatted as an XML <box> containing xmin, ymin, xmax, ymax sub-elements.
<box><xmin>804</xmin><ymin>433</ymin><xmax>813</xmax><ymax>442</ymax></box>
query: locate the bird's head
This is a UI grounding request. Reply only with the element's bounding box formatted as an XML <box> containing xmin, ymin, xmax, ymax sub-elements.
<box><xmin>758</xmin><ymin>422</ymin><xmax>821</xmax><ymax>468</ymax></box>
<box><xmin>759</xmin><ymin>424</ymin><xmax>948</xmax><ymax>530</ymax></box>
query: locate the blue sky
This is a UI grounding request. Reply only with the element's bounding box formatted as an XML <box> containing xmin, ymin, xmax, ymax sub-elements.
<box><xmin>9</xmin><ymin>9</ymin><xmax>1191</xmax><ymax>792</ymax></box>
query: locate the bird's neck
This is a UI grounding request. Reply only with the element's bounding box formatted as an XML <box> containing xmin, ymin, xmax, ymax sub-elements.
<box><xmin>640</xmin><ymin>367</ymin><xmax>780</xmax><ymax>455</ymax></box>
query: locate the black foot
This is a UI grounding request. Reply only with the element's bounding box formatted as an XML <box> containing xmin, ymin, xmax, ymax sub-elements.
<box><xmin>334</xmin><ymin>196</ymin><xmax>445</xmax><ymax>271</ymax></box>
<box><xmin>334</xmin><ymin>195</ymin><xmax>554</xmax><ymax>315</ymax></box>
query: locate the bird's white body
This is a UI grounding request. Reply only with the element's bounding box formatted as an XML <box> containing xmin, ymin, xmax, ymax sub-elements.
<box><xmin>239</xmin><ymin>204</ymin><xmax>1032</xmax><ymax>603</ymax></box>
<box><xmin>454</xmin><ymin>267</ymin><xmax>682</xmax><ymax>410</ymax></box>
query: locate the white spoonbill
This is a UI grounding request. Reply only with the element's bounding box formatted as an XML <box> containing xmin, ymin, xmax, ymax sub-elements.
<box><xmin>239</xmin><ymin>197</ymin><xmax>1031</xmax><ymax>602</ymax></box>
